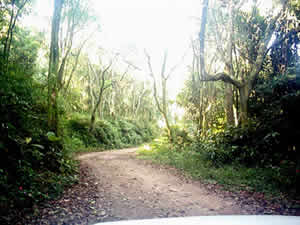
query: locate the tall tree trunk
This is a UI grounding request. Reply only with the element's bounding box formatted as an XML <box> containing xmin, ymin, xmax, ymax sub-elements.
<box><xmin>224</xmin><ymin>0</ymin><xmax>235</xmax><ymax>126</ymax></box>
<box><xmin>48</xmin><ymin>0</ymin><xmax>63</xmax><ymax>134</ymax></box>
<box><xmin>198</xmin><ymin>0</ymin><xmax>209</xmax><ymax>80</ymax></box>
<box><xmin>239</xmin><ymin>85</ymin><xmax>250</xmax><ymax>126</ymax></box>
<box><xmin>225</xmin><ymin>83</ymin><xmax>235</xmax><ymax>126</ymax></box>
<box><xmin>198</xmin><ymin>0</ymin><xmax>287</xmax><ymax>128</ymax></box>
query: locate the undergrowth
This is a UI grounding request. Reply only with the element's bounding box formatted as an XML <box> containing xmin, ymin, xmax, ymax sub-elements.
<box><xmin>63</xmin><ymin>114</ymin><xmax>156</xmax><ymax>152</ymax></box>
<box><xmin>138</xmin><ymin>135</ymin><xmax>299</xmax><ymax>199</ymax></box>
<box><xmin>0</xmin><ymin>73</ymin><xmax>79</xmax><ymax>213</ymax></box>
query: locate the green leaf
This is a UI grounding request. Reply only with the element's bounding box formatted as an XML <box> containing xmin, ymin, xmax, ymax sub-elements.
<box><xmin>31</xmin><ymin>144</ymin><xmax>45</xmax><ymax>150</ymax></box>
<box><xmin>47</xmin><ymin>132</ymin><xmax>60</xmax><ymax>142</ymax></box>
<box><xmin>25</xmin><ymin>137</ymin><xmax>32</xmax><ymax>144</ymax></box>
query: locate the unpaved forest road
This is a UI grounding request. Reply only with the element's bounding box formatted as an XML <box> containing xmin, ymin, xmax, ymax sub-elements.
<box><xmin>77</xmin><ymin>148</ymin><xmax>248</xmax><ymax>221</ymax></box>
<box><xmin>9</xmin><ymin>147</ymin><xmax>299</xmax><ymax>225</ymax></box>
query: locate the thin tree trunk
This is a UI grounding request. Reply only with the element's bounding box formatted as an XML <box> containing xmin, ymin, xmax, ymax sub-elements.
<box><xmin>62</xmin><ymin>36</ymin><xmax>88</xmax><ymax>93</ymax></box>
<box><xmin>90</xmin><ymin>89</ymin><xmax>103</xmax><ymax>131</ymax></box>
<box><xmin>198</xmin><ymin>88</ymin><xmax>204</xmax><ymax>134</ymax></box>
<box><xmin>161</xmin><ymin>75</ymin><xmax>173</xmax><ymax>140</ymax></box>
<box><xmin>145</xmin><ymin>50</ymin><xmax>174</xmax><ymax>141</ymax></box>
<box><xmin>2</xmin><ymin>0</ymin><xmax>28</xmax><ymax>72</ymax></box>
<box><xmin>88</xmin><ymin>61</ymin><xmax>112</xmax><ymax>131</ymax></box>
<box><xmin>86</xmin><ymin>65</ymin><xmax>94</xmax><ymax>111</ymax></box>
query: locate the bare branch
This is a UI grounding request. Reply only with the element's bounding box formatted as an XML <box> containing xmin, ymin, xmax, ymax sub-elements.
<box><xmin>101</xmin><ymin>60</ymin><xmax>113</xmax><ymax>82</ymax></box>
<box><xmin>211</xmin><ymin>8</ymin><xmax>233</xmax><ymax>71</ymax></box>
<box><xmin>144</xmin><ymin>49</ymin><xmax>155</xmax><ymax>78</ymax></box>
<box><xmin>144</xmin><ymin>49</ymin><xmax>164</xmax><ymax>114</ymax></box>
<box><xmin>166</xmin><ymin>48</ymin><xmax>188</xmax><ymax>80</ymax></box>
<box><xmin>201</xmin><ymin>72</ymin><xmax>243</xmax><ymax>88</ymax></box>
<box><xmin>88</xmin><ymin>59</ymin><xmax>97</xmax><ymax>77</ymax></box>
<box><xmin>63</xmin><ymin>39</ymin><xmax>89</xmax><ymax>92</ymax></box>
<box><xmin>123</xmin><ymin>59</ymin><xmax>142</xmax><ymax>71</ymax></box>
<box><xmin>119</xmin><ymin>65</ymin><xmax>130</xmax><ymax>82</ymax></box>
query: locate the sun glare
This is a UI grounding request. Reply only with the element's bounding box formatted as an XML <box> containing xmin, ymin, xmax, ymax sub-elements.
<box><xmin>143</xmin><ymin>144</ymin><xmax>151</xmax><ymax>151</ymax></box>
<box><xmin>88</xmin><ymin>0</ymin><xmax>201</xmax><ymax>99</ymax></box>
<box><xmin>23</xmin><ymin>0</ymin><xmax>275</xmax><ymax>100</ymax></box>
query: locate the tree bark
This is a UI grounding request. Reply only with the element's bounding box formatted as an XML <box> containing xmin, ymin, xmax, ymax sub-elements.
<box><xmin>225</xmin><ymin>83</ymin><xmax>235</xmax><ymax>126</ymax></box>
<box><xmin>239</xmin><ymin>84</ymin><xmax>250</xmax><ymax>126</ymax></box>
<box><xmin>86</xmin><ymin>63</ymin><xmax>94</xmax><ymax>111</ymax></box>
<box><xmin>90</xmin><ymin>88</ymin><xmax>104</xmax><ymax>131</ymax></box>
<box><xmin>198</xmin><ymin>0</ymin><xmax>209</xmax><ymax>80</ymax></box>
<box><xmin>48</xmin><ymin>0</ymin><xmax>64</xmax><ymax>134</ymax></box>
<box><xmin>197</xmin><ymin>0</ymin><xmax>287</xmax><ymax>127</ymax></box>
<box><xmin>224</xmin><ymin>0</ymin><xmax>235</xmax><ymax>126</ymax></box>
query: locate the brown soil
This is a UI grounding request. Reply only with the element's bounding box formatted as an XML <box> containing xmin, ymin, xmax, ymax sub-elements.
<box><xmin>6</xmin><ymin>147</ymin><xmax>300</xmax><ymax>225</ymax></box>
<box><xmin>78</xmin><ymin>148</ymin><xmax>245</xmax><ymax>220</ymax></box>
<box><xmin>77</xmin><ymin>148</ymin><xmax>300</xmax><ymax>222</ymax></box>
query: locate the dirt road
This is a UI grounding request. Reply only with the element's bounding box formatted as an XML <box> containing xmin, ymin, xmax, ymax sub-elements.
<box><xmin>77</xmin><ymin>148</ymin><xmax>247</xmax><ymax>221</ymax></box>
<box><xmin>11</xmin><ymin>147</ymin><xmax>299</xmax><ymax>225</ymax></box>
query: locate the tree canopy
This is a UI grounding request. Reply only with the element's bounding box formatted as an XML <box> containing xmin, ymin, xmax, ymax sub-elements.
<box><xmin>0</xmin><ymin>0</ymin><xmax>299</xmax><ymax>221</ymax></box>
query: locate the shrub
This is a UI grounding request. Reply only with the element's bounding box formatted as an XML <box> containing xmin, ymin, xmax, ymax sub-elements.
<box><xmin>0</xmin><ymin>73</ymin><xmax>78</xmax><ymax>210</ymax></box>
<box><xmin>64</xmin><ymin>116</ymin><xmax>157</xmax><ymax>151</ymax></box>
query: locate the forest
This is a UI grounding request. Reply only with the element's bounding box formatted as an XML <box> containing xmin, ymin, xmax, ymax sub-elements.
<box><xmin>0</xmin><ymin>0</ymin><xmax>299</xmax><ymax>222</ymax></box>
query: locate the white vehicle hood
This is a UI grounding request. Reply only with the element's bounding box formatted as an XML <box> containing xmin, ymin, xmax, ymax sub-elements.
<box><xmin>94</xmin><ymin>215</ymin><xmax>300</xmax><ymax>225</ymax></box>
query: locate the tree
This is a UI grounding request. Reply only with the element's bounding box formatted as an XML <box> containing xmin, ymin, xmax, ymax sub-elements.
<box><xmin>0</xmin><ymin>0</ymin><xmax>31</xmax><ymax>73</ymax></box>
<box><xmin>198</xmin><ymin>0</ymin><xmax>289</xmax><ymax>126</ymax></box>
<box><xmin>144</xmin><ymin>50</ymin><xmax>174</xmax><ymax>140</ymax></box>
<box><xmin>48</xmin><ymin>0</ymin><xmax>64</xmax><ymax>134</ymax></box>
<box><xmin>2</xmin><ymin>26</ymin><xmax>42</xmax><ymax>76</ymax></box>
<box><xmin>188</xmin><ymin>8</ymin><xmax>228</xmax><ymax>134</ymax></box>
<box><xmin>270</xmin><ymin>1</ymin><xmax>300</xmax><ymax>75</ymax></box>
<box><xmin>47</xmin><ymin>0</ymin><xmax>97</xmax><ymax>133</ymax></box>
<box><xmin>97</xmin><ymin>71</ymin><xmax>156</xmax><ymax>124</ymax></box>
<box><xmin>57</xmin><ymin>0</ymin><xmax>96</xmax><ymax>91</ymax></box>
<box><xmin>88</xmin><ymin>59</ymin><xmax>113</xmax><ymax>131</ymax></box>
<box><xmin>88</xmin><ymin>55</ymin><xmax>129</xmax><ymax>131</ymax></box>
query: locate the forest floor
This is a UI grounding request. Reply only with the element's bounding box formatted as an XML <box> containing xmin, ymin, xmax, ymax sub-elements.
<box><xmin>11</xmin><ymin>148</ymin><xmax>300</xmax><ymax>225</ymax></box>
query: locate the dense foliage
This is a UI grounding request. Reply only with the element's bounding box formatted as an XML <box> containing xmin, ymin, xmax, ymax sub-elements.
<box><xmin>0</xmin><ymin>69</ymin><xmax>77</xmax><ymax>211</ymax></box>
<box><xmin>142</xmin><ymin>0</ymin><xmax>300</xmax><ymax>198</ymax></box>
<box><xmin>1</xmin><ymin>0</ymin><xmax>300</xmax><ymax>220</ymax></box>
<box><xmin>0</xmin><ymin>0</ymin><xmax>159</xmax><ymax>215</ymax></box>
<box><xmin>64</xmin><ymin>115</ymin><xmax>157</xmax><ymax>151</ymax></box>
